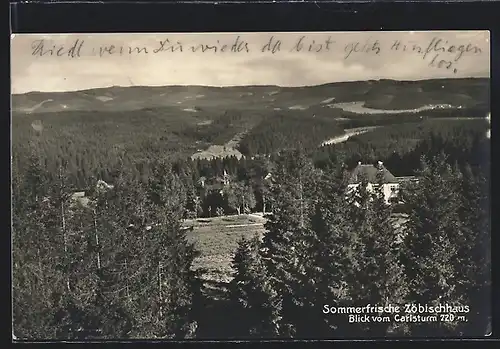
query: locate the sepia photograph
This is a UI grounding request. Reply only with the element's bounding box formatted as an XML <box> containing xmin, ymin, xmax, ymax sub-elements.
<box><xmin>11</xmin><ymin>31</ymin><xmax>491</xmax><ymax>340</ymax></box>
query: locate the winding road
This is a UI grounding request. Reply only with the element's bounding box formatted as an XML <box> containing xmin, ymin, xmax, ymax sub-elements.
<box><xmin>22</xmin><ymin>99</ymin><xmax>54</xmax><ymax>114</ymax></box>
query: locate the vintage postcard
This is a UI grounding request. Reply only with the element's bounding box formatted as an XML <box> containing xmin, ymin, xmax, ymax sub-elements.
<box><xmin>11</xmin><ymin>31</ymin><xmax>490</xmax><ymax>340</ymax></box>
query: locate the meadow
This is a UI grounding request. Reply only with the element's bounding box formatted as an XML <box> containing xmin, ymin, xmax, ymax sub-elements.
<box><xmin>184</xmin><ymin>214</ymin><xmax>266</xmax><ymax>284</ymax></box>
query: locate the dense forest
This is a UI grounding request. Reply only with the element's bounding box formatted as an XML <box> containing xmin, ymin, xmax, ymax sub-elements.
<box><xmin>12</xmin><ymin>112</ymin><xmax>489</xmax><ymax>219</ymax></box>
<box><xmin>12</xmin><ymin>113</ymin><xmax>490</xmax><ymax>339</ymax></box>
<box><xmin>314</xmin><ymin>118</ymin><xmax>490</xmax><ymax>175</ymax></box>
<box><xmin>237</xmin><ymin>106</ymin><xmax>489</xmax><ymax>157</ymax></box>
<box><xmin>12</xmin><ymin>141</ymin><xmax>490</xmax><ymax>339</ymax></box>
<box><xmin>228</xmin><ymin>150</ymin><xmax>490</xmax><ymax>338</ymax></box>
<box><xmin>237</xmin><ymin>113</ymin><xmax>343</xmax><ymax>156</ymax></box>
<box><xmin>12</xmin><ymin>107</ymin><xmax>489</xmax><ymax>186</ymax></box>
<box><xmin>12</xmin><ymin>77</ymin><xmax>491</xmax><ymax>339</ymax></box>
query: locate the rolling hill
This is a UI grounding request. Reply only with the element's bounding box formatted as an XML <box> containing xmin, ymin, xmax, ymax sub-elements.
<box><xmin>12</xmin><ymin>78</ymin><xmax>489</xmax><ymax>115</ymax></box>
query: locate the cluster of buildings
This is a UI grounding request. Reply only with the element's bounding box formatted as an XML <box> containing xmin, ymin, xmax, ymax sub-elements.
<box><xmin>195</xmin><ymin>161</ymin><xmax>415</xmax><ymax>207</ymax></box>
<box><xmin>69</xmin><ymin>162</ymin><xmax>413</xmax><ymax>218</ymax></box>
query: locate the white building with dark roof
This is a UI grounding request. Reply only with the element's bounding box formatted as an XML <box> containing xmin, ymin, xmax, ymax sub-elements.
<box><xmin>96</xmin><ymin>179</ymin><xmax>114</xmax><ymax>192</ymax></box>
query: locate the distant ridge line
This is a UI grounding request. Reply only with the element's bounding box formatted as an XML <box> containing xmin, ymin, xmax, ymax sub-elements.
<box><xmin>12</xmin><ymin>77</ymin><xmax>489</xmax><ymax>96</ymax></box>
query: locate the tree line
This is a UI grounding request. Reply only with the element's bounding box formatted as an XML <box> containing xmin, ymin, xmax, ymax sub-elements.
<box><xmin>12</xmin><ymin>111</ymin><xmax>487</xmax><ymax>193</ymax></box>
<box><xmin>12</xmin><ymin>135</ymin><xmax>490</xmax><ymax>339</ymax></box>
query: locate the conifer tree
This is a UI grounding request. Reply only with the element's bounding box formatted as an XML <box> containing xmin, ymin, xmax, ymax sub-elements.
<box><xmin>399</xmin><ymin>153</ymin><xmax>464</xmax><ymax>336</ymax></box>
<box><xmin>456</xmin><ymin>164</ymin><xmax>491</xmax><ymax>334</ymax></box>
<box><xmin>224</xmin><ymin>181</ymin><xmax>256</xmax><ymax>215</ymax></box>
<box><xmin>346</xmin><ymin>170</ymin><xmax>408</xmax><ymax>336</ymax></box>
<box><xmin>259</xmin><ymin>149</ymin><xmax>320</xmax><ymax>337</ymax></box>
<box><xmin>47</xmin><ymin>163</ymin><xmax>106</xmax><ymax>339</ymax></box>
<box><xmin>13</xmin><ymin>156</ymin><xmax>101</xmax><ymax>339</ymax></box>
<box><xmin>73</xmin><ymin>164</ymin><xmax>202</xmax><ymax>339</ymax></box>
<box><xmin>230</xmin><ymin>235</ymin><xmax>281</xmax><ymax>337</ymax></box>
<box><xmin>81</xmin><ymin>177</ymin><xmax>136</xmax><ymax>339</ymax></box>
<box><xmin>118</xmin><ymin>161</ymin><xmax>200</xmax><ymax>338</ymax></box>
<box><xmin>12</xmin><ymin>155</ymin><xmax>65</xmax><ymax>339</ymax></box>
<box><xmin>303</xmin><ymin>164</ymin><xmax>356</xmax><ymax>337</ymax></box>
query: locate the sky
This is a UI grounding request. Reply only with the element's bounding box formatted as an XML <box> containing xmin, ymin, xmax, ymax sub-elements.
<box><xmin>11</xmin><ymin>31</ymin><xmax>490</xmax><ymax>94</ymax></box>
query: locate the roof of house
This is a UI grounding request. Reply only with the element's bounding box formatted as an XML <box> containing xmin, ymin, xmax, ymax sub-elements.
<box><xmin>348</xmin><ymin>162</ymin><xmax>398</xmax><ymax>184</ymax></box>
<box><xmin>395</xmin><ymin>176</ymin><xmax>418</xmax><ymax>182</ymax></box>
<box><xmin>204</xmin><ymin>183</ymin><xmax>224</xmax><ymax>191</ymax></box>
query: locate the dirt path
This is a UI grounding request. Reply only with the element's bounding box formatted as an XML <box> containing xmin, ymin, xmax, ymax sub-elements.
<box><xmin>225</xmin><ymin>129</ymin><xmax>250</xmax><ymax>149</ymax></box>
<box><xmin>23</xmin><ymin>99</ymin><xmax>54</xmax><ymax>114</ymax></box>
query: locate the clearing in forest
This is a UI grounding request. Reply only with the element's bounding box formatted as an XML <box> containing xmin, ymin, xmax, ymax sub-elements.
<box><xmin>184</xmin><ymin>214</ymin><xmax>267</xmax><ymax>283</ymax></box>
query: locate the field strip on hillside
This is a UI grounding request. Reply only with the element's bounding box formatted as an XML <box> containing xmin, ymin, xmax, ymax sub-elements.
<box><xmin>329</xmin><ymin>101</ymin><xmax>459</xmax><ymax>115</ymax></box>
<box><xmin>321</xmin><ymin>126</ymin><xmax>381</xmax><ymax>146</ymax></box>
<box><xmin>190</xmin><ymin>123</ymin><xmax>257</xmax><ymax>160</ymax></box>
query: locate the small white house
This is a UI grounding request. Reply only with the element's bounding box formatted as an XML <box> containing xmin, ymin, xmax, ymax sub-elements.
<box><xmin>96</xmin><ymin>179</ymin><xmax>114</xmax><ymax>192</ymax></box>
<box><xmin>346</xmin><ymin>161</ymin><xmax>401</xmax><ymax>204</ymax></box>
